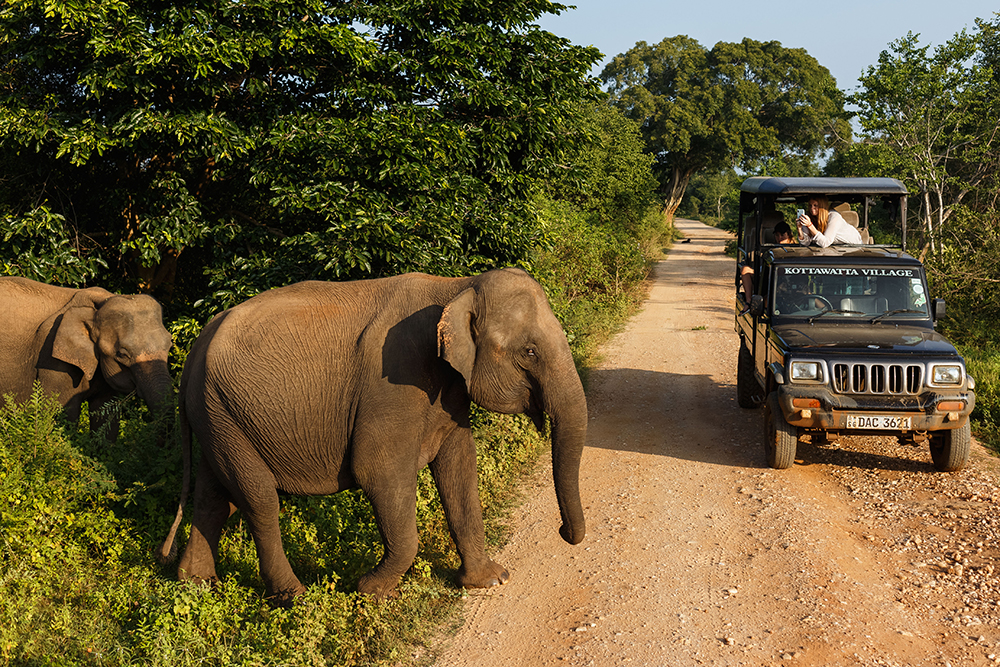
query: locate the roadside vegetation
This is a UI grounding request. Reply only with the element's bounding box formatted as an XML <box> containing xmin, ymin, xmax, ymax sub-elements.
<box><xmin>0</xmin><ymin>143</ymin><xmax>666</xmax><ymax>666</ymax></box>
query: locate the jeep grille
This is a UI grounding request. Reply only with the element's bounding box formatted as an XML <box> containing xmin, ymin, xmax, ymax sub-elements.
<box><xmin>832</xmin><ymin>362</ymin><xmax>923</xmax><ymax>395</ymax></box>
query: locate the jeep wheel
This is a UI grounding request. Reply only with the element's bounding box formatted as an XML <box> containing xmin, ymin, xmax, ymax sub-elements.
<box><xmin>763</xmin><ymin>392</ymin><xmax>797</xmax><ymax>469</ymax></box>
<box><xmin>929</xmin><ymin>422</ymin><xmax>971</xmax><ymax>472</ymax></box>
<box><xmin>737</xmin><ymin>340</ymin><xmax>762</xmax><ymax>408</ymax></box>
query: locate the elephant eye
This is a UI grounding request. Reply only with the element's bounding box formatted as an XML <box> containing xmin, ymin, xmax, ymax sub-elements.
<box><xmin>525</xmin><ymin>347</ymin><xmax>537</xmax><ymax>358</ymax></box>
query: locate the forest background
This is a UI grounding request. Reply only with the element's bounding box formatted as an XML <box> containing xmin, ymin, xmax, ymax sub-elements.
<box><xmin>1</xmin><ymin>1</ymin><xmax>999</xmax><ymax>665</ymax></box>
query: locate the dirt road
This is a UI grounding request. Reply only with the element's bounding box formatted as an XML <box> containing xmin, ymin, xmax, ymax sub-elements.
<box><xmin>429</xmin><ymin>219</ymin><xmax>1000</xmax><ymax>667</ymax></box>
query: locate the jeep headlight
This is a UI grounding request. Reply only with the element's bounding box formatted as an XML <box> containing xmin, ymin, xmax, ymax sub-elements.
<box><xmin>790</xmin><ymin>360</ymin><xmax>822</xmax><ymax>382</ymax></box>
<box><xmin>932</xmin><ymin>364</ymin><xmax>963</xmax><ymax>386</ymax></box>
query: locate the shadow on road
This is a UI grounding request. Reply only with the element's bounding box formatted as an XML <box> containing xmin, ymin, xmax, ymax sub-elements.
<box><xmin>585</xmin><ymin>366</ymin><xmax>938</xmax><ymax>474</ymax></box>
<box><xmin>584</xmin><ymin>366</ymin><xmax>763</xmax><ymax>469</ymax></box>
<box><xmin>796</xmin><ymin>438</ymin><xmax>936</xmax><ymax>473</ymax></box>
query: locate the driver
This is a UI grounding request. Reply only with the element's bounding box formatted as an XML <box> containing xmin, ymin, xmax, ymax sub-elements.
<box><xmin>775</xmin><ymin>276</ymin><xmax>823</xmax><ymax>314</ymax></box>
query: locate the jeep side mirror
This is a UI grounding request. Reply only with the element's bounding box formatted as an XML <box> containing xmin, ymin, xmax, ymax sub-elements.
<box><xmin>932</xmin><ymin>298</ymin><xmax>946</xmax><ymax>321</ymax></box>
<box><xmin>750</xmin><ymin>294</ymin><xmax>765</xmax><ymax>317</ymax></box>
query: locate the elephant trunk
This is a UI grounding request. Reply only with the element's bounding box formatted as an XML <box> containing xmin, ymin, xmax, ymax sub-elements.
<box><xmin>544</xmin><ymin>366</ymin><xmax>588</xmax><ymax>545</ymax></box>
<box><xmin>131</xmin><ymin>358</ymin><xmax>175</xmax><ymax>425</ymax></box>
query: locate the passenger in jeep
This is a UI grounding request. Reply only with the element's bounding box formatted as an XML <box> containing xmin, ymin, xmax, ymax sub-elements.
<box><xmin>740</xmin><ymin>220</ymin><xmax>794</xmax><ymax>312</ymax></box>
<box><xmin>796</xmin><ymin>196</ymin><xmax>863</xmax><ymax>247</ymax></box>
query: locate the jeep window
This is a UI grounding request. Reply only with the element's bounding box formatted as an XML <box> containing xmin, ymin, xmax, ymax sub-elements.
<box><xmin>771</xmin><ymin>266</ymin><xmax>929</xmax><ymax>320</ymax></box>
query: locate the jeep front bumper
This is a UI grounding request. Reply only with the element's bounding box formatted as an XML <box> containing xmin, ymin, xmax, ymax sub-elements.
<box><xmin>775</xmin><ymin>385</ymin><xmax>975</xmax><ymax>432</ymax></box>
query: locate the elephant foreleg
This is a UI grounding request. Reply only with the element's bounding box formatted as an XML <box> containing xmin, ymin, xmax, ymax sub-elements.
<box><xmin>352</xmin><ymin>441</ymin><xmax>420</xmax><ymax>598</ymax></box>
<box><xmin>430</xmin><ymin>428</ymin><xmax>509</xmax><ymax>590</ymax></box>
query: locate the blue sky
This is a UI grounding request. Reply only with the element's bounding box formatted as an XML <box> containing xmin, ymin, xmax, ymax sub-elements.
<box><xmin>536</xmin><ymin>0</ymin><xmax>999</xmax><ymax>92</ymax></box>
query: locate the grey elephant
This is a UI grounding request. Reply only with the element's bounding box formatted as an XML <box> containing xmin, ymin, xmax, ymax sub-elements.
<box><xmin>0</xmin><ymin>276</ymin><xmax>174</xmax><ymax>435</ymax></box>
<box><xmin>159</xmin><ymin>268</ymin><xmax>587</xmax><ymax>605</ymax></box>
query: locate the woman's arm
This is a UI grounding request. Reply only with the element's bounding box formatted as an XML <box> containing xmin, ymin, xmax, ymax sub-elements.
<box><xmin>809</xmin><ymin>212</ymin><xmax>857</xmax><ymax>247</ymax></box>
<box><xmin>805</xmin><ymin>221</ymin><xmax>834</xmax><ymax>247</ymax></box>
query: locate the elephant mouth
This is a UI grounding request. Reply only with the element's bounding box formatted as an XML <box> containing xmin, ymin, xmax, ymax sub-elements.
<box><xmin>525</xmin><ymin>383</ymin><xmax>547</xmax><ymax>434</ymax></box>
<box><xmin>101</xmin><ymin>361</ymin><xmax>135</xmax><ymax>392</ymax></box>
<box><xmin>526</xmin><ymin>402</ymin><xmax>546</xmax><ymax>434</ymax></box>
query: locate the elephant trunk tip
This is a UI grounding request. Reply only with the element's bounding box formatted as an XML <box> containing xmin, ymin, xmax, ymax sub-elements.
<box><xmin>559</xmin><ymin>522</ymin><xmax>586</xmax><ymax>546</ymax></box>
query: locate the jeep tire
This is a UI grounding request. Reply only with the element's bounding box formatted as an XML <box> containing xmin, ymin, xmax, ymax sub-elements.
<box><xmin>737</xmin><ymin>339</ymin><xmax>762</xmax><ymax>409</ymax></box>
<box><xmin>764</xmin><ymin>392</ymin><xmax>797</xmax><ymax>469</ymax></box>
<box><xmin>929</xmin><ymin>421</ymin><xmax>971</xmax><ymax>472</ymax></box>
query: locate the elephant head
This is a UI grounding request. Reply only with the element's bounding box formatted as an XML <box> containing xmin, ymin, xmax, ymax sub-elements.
<box><xmin>42</xmin><ymin>290</ymin><xmax>174</xmax><ymax>426</ymax></box>
<box><xmin>438</xmin><ymin>268</ymin><xmax>587</xmax><ymax>545</ymax></box>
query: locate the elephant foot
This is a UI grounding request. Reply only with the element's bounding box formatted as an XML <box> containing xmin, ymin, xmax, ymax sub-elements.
<box><xmin>178</xmin><ymin>569</ymin><xmax>219</xmax><ymax>587</ymax></box>
<box><xmin>357</xmin><ymin>571</ymin><xmax>403</xmax><ymax>599</ymax></box>
<box><xmin>457</xmin><ymin>559</ymin><xmax>509</xmax><ymax>589</ymax></box>
<box><xmin>177</xmin><ymin>553</ymin><xmax>219</xmax><ymax>586</ymax></box>
<box><xmin>266</xmin><ymin>583</ymin><xmax>308</xmax><ymax>608</ymax></box>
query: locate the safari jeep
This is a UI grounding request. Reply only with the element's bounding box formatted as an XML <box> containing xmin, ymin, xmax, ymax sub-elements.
<box><xmin>734</xmin><ymin>177</ymin><xmax>976</xmax><ymax>471</ymax></box>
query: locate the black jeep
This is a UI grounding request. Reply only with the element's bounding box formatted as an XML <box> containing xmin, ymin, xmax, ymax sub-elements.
<box><xmin>735</xmin><ymin>177</ymin><xmax>975</xmax><ymax>471</ymax></box>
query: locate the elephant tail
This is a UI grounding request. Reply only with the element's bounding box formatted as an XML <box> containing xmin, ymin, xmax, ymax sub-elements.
<box><xmin>156</xmin><ymin>400</ymin><xmax>192</xmax><ymax>564</ymax></box>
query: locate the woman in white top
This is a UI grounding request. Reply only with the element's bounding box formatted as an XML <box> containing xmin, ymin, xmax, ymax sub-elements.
<box><xmin>796</xmin><ymin>196</ymin><xmax>863</xmax><ymax>247</ymax></box>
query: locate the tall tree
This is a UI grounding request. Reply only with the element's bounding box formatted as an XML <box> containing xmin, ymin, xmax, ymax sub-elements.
<box><xmin>541</xmin><ymin>102</ymin><xmax>657</xmax><ymax>231</ymax></box>
<box><xmin>601</xmin><ymin>36</ymin><xmax>850</xmax><ymax>221</ymax></box>
<box><xmin>849</xmin><ymin>29</ymin><xmax>1000</xmax><ymax>255</ymax></box>
<box><xmin>0</xmin><ymin>0</ymin><xmax>601</xmax><ymax>308</ymax></box>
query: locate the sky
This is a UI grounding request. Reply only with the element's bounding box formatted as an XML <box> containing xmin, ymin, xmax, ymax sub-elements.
<box><xmin>536</xmin><ymin>0</ymin><xmax>999</xmax><ymax>93</ymax></box>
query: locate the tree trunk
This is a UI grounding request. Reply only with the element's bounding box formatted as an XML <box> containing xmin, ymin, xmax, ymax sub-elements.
<box><xmin>661</xmin><ymin>166</ymin><xmax>695</xmax><ymax>224</ymax></box>
<box><xmin>923</xmin><ymin>190</ymin><xmax>935</xmax><ymax>254</ymax></box>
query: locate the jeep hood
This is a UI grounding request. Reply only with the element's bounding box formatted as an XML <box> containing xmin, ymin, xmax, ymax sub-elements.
<box><xmin>773</xmin><ymin>324</ymin><xmax>959</xmax><ymax>355</ymax></box>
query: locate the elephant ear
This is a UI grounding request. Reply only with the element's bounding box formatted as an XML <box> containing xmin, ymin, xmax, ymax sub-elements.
<box><xmin>50</xmin><ymin>307</ymin><xmax>101</xmax><ymax>382</ymax></box>
<box><xmin>438</xmin><ymin>287</ymin><xmax>477</xmax><ymax>387</ymax></box>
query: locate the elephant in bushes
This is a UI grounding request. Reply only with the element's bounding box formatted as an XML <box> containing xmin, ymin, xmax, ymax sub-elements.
<box><xmin>0</xmin><ymin>276</ymin><xmax>174</xmax><ymax>436</ymax></box>
<box><xmin>159</xmin><ymin>268</ymin><xmax>587</xmax><ymax>605</ymax></box>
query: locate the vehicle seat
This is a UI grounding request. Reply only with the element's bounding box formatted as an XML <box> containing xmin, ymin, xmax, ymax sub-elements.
<box><xmin>834</xmin><ymin>203</ymin><xmax>871</xmax><ymax>243</ymax></box>
<box><xmin>760</xmin><ymin>211</ymin><xmax>783</xmax><ymax>244</ymax></box>
<box><xmin>841</xmin><ymin>297</ymin><xmax>889</xmax><ymax>314</ymax></box>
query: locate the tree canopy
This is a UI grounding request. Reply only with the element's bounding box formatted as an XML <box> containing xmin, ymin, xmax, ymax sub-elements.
<box><xmin>843</xmin><ymin>28</ymin><xmax>1000</xmax><ymax>255</ymax></box>
<box><xmin>600</xmin><ymin>36</ymin><xmax>851</xmax><ymax>220</ymax></box>
<box><xmin>0</xmin><ymin>0</ymin><xmax>602</xmax><ymax>313</ymax></box>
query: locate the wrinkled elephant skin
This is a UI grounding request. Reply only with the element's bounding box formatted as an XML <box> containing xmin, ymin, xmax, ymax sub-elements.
<box><xmin>0</xmin><ymin>276</ymin><xmax>174</xmax><ymax>437</ymax></box>
<box><xmin>160</xmin><ymin>268</ymin><xmax>587</xmax><ymax>605</ymax></box>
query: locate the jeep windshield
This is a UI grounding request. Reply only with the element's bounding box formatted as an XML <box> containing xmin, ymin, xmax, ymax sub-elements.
<box><xmin>771</xmin><ymin>265</ymin><xmax>930</xmax><ymax>322</ymax></box>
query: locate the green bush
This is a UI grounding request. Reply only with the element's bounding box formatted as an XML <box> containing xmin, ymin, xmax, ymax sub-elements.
<box><xmin>0</xmin><ymin>386</ymin><xmax>131</xmax><ymax>664</ymax></box>
<box><xmin>957</xmin><ymin>346</ymin><xmax>1000</xmax><ymax>452</ymax></box>
<box><xmin>532</xmin><ymin>194</ymin><xmax>665</xmax><ymax>365</ymax></box>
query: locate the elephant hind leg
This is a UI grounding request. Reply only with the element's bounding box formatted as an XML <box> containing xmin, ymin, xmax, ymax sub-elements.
<box><xmin>241</xmin><ymin>488</ymin><xmax>307</xmax><ymax>607</ymax></box>
<box><xmin>178</xmin><ymin>454</ymin><xmax>235</xmax><ymax>585</ymax></box>
<box><xmin>207</xmin><ymin>440</ymin><xmax>306</xmax><ymax>606</ymax></box>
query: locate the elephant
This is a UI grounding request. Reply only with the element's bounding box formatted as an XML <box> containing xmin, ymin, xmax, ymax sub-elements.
<box><xmin>158</xmin><ymin>267</ymin><xmax>587</xmax><ymax>606</ymax></box>
<box><xmin>0</xmin><ymin>276</ymin><xmax>174</xmax><ymax>437</ymax></box>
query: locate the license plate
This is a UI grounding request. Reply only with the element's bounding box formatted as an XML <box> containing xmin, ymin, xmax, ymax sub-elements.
<box><xmin>845</xmin><ymin>414</ymin><xmax>911</xmax><ymax>430</ymax></box>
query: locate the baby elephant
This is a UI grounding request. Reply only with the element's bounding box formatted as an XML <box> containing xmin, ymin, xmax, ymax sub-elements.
<box><xmin>159</xmin><ymin>268</ymin><xmax>587</xmax><ymax>606</ymax></box>
<box><xmin>0</xmin><ymin>276</ymin><xmax>173</xmax><ymax>436</ymax></box>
